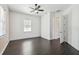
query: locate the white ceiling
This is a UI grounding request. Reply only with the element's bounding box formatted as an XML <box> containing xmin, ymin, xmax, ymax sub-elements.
<box><xmin>8</xmin><ymin>4</ymin><xmax>71</xmax><ymax>16</ymax></box>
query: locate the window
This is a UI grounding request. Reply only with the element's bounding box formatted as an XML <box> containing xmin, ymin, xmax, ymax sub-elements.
<box><xmin>24</xmin><ymin>19</ymin><xmax>31</xmax><ymax>32</ymax></box>
<box><xmin>0</xmin><ymin>6</ymin><xmax>6</xmax><ymax>36</ymax></box>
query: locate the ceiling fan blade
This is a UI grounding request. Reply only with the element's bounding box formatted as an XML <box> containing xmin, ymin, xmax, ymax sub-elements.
<box><xmin>31</xmin><ymin>9</ymin><xmax>35</xmax><ymax>12</ymax></box>
<box><xmin>29</xmin><ymin>7</ymin><xmax>34</xmax><ymax>9</ymax></box>
<box><xmin>38</xmin><ymin>9</ymin><xmax>44</xmax><ymax>11</ymax></box>
<box><xmin>38</xmin><ymin>5</ymin><xmax>40</xmax><ymax>8</ymax></box>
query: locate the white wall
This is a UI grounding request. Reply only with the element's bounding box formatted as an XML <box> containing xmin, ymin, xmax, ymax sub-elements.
<box><xmin>10</xmin><ymin>11</ymin><xmax>41</xmax><ymax>40</ymax></box>
<box><xmin>71</xmin><ymin>5</ymin><xmax>79</xmax><ymax>50</ymax></box>
<box><xmin>0</xmin><ymin>5</ymin><xmax>9</xmax><ymax>54</ymax></box>
<box><xmin>41</xmin><ymin>12</ymin><xmax>51</xmax><ymax>40</ymax></box>
<box><xmin>63</xmin><ymin>5</ymin><xmax>79</xmax><ymax>50</ymax></box>
<box><xmin>41</xmin><ymin>12</ymin><xmax>61</xmax><ymax>40</ymax></box>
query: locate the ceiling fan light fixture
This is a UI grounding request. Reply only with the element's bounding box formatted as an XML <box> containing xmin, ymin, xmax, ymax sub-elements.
<box><xmin>29</xmin><ymin>4</ymin><xmax>44</xmax><ymax>14</ymax></box>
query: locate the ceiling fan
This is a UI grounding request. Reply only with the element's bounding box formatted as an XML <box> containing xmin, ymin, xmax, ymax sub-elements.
<box><xmin>30</xmin><ymin>4</ymin><xmax>44</xmax><ymax>14</ymax></box>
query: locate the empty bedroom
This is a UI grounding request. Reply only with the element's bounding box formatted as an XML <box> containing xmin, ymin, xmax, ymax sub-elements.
<box><xmin>0</xmin><ymin>4</ymin><xmax>79</xmax><ymax>55</ymax></box>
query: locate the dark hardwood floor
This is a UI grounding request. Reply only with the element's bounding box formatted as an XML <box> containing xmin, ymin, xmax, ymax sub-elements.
<box><xmin>3</xmin><ymin>37</ymin><xmax>79</xmax><ymax>55</ymax></box>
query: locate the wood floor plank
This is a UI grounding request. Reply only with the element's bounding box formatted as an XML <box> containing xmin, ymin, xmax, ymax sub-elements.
<box><xmin>3</xmin><ymin>37</ymin><xmax>79</xmax><ymax>55</ymax></box>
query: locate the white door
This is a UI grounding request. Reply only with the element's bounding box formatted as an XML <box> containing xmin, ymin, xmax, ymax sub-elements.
<box><xmin>63</xmin><ymin>15</ymin><xmax>68</xmax><ymax>42</ymax></box>
<box><xmin>60</xmin><ymin>16</ymin><xmax>64</xmax><ymax>43</ymax></box>
<box><xmin>60</xmin><ymin>15</ymin><xmax>68</xmax><ymax>43</ymax></box>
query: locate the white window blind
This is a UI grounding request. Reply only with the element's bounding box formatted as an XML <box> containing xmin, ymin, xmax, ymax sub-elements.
<box><xmin>24</xmin><ymin>19</ymin><xmax>31</xmax><ymax>32</ymax></box>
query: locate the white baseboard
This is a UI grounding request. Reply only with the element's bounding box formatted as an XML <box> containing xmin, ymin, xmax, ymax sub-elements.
<box><xmin>65</xmin><ymin>41</ymin><xmax>79</xmax><ymax>51</ymax></box>
<box><xmin>10</xmin><ymin>36</ymin><xmax>41</xmax><ymax>41</ymax></box>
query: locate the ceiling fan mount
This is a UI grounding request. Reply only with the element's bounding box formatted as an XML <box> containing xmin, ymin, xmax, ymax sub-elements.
<box><xmin>30</xmin><ymin>4</ymin><xmax>44</xmax><ymax>14</ymax></box>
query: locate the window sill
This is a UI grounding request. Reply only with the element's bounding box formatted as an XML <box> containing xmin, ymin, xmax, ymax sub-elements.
<box><xmin>24</xmin><ymin>31</ymin><xmax>31</xmax><ymax>32</ymax></box>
